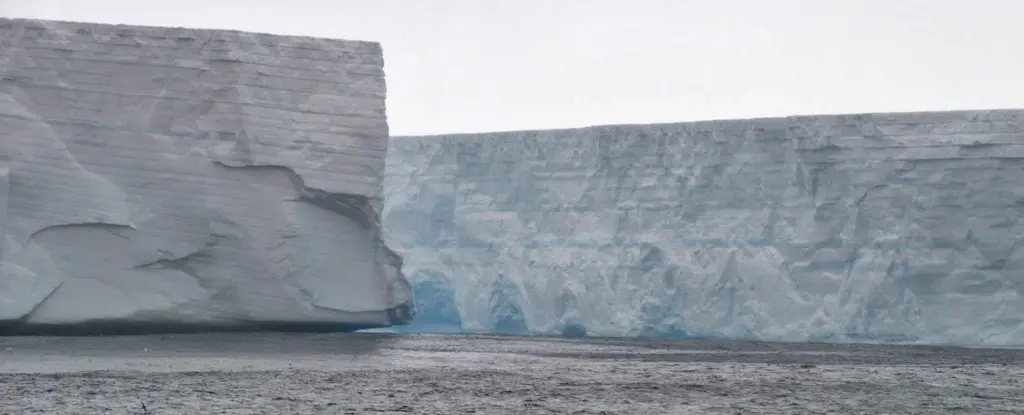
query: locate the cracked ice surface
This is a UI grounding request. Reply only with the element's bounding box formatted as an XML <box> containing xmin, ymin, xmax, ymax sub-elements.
<box><xmin>0</xmin><ymin>18</ymin><xmax>413</xmax><ymax>333</ymax></box>
<box><xmin>384</xmin><ymin>110</ymin><xmax>1024</xmax><ymax>346</ymax></box>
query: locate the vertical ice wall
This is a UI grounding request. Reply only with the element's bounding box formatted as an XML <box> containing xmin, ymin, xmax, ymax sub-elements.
<box><xmin>385</xmin><ymin>110</ymin><xmax>1024</xmax><ymax>346</ymax></box>
<box><xmin>0</xmin><ymin>18</ymin><xmax>413</xmax><ymax>334</ymax></box>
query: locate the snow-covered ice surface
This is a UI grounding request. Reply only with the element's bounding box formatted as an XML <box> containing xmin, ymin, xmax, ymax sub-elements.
<box><xmin>384</xmin><ymin>110</ymin><xmax>1024</xmax><ymax>346</ymax></box>
<box><xmin>0</xmin><ymin>18</ymin><xmax>413</xmax><ymax>333</ymax></box>
<box><xmin>1</xmin><ymin>333</ymin><xmax>1022</xmax><ymax>414</ymax></box>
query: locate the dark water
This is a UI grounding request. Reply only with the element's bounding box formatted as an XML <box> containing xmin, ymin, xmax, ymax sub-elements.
<box><xmin>1</xmin><ymin>333</ymin><xmax>1022</xmax><ymax>414</ymax></box>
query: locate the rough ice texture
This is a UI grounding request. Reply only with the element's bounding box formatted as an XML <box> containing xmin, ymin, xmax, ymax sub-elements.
<box><xmin>384</xmin><ymin>109</ymin><xmax>1024</xmax><ymax>346</ymax></box>
<box><xmin>0</xmin><ymin>18</ymin><xmax>413</xmax><ymax>334</ymax></box>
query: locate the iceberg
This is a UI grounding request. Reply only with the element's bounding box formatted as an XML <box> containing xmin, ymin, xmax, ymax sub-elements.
<box><xmin>384</xmin><ymin>110</ymin><xmax>1024</xmax><ymax>346</ymax></box>
<box><xmin>0</xmin><ymin>18</ymin><xmax>413</xmax><ymax>334</ymax></box>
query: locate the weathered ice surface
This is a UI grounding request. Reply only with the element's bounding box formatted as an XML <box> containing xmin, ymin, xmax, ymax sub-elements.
<box><xmin>0</xmin><ymin>18</ymin><xmax>413</xmax><ymax>334</ymax></box>
<box><xmin>384</xmin><ymin>109</ymin><xmax>1024</xmax><ymax>346</ymax></box>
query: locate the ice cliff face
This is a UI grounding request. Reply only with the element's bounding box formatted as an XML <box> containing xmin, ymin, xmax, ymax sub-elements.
<box><xmin>384</xmin><ymin>110</ymin><xmax>1024</xmax><ymax>346</ymax></box>
<box><xmin>0</xmin><ymin>18</ymin><xmax>413</xmax><ymax>334</ymax></box>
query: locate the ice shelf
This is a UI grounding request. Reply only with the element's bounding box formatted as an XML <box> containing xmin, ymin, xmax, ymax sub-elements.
<box><xmin>384</xmin><ymin>110</ymin><xmax>1024</xmax><ymax>346</ymax></box>
<box><xmin>0</xmin><ymin>18</ymin><xmax>413</xmax><ymax>334</ymax></box>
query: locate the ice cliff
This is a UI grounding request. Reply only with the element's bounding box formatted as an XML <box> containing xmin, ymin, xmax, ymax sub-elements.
<box><xmin>0</xmin><ymin>18</ymin><xmax>413</xmax><ymax>334</ymax></box>
<box><xmin>384</xmin><ymin>110</ymin><xmax>1024</xmax><ymax>346</ymax></box>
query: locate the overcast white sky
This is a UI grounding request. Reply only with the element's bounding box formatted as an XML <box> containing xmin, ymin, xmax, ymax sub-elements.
<box><xmin>1</xmin><ymin>0</ymin><xmax>1022</xmax><ymax>135</ymax></box>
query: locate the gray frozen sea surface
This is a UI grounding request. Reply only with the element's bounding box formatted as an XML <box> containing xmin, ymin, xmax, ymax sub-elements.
<box><xmin>1</xmin><ymin>333</ymin><xmax>1022</xmax><ymax>414</ymax></box>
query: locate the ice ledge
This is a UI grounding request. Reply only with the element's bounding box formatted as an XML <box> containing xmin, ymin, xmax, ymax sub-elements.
<box><xmin>384</xmin><ymin>108</ymin><xmax>1024</xmax><ymax>346</ymax></box>
<box><xmin>0</xmin><ymin>18</ymin><xmax>413</xmax><ymax>334</ymax></box>
<box><xmin>0</xmin><ymin>302</ymin><xmax>416</xmax><ymax>336</ymax></box>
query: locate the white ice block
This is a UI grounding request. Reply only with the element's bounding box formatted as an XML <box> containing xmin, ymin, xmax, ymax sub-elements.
<box><xmin>0</xmin><ymin>18</ymin><xmax>413</xmax><ymax>334</ymax></box>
